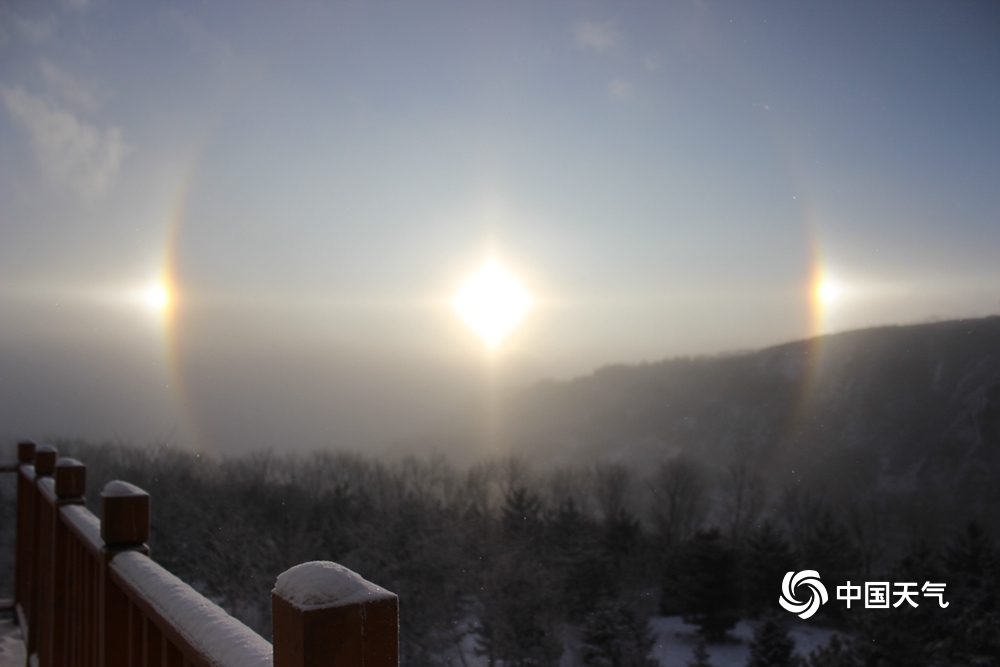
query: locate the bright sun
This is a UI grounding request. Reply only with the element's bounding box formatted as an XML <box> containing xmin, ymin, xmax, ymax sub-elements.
<box><xmin>143</xmin><ymin>282</ymin><xmax>171</xmax><ymax>312</ymax></box>
<box><xmin>816</xmin><ymin>280</ymin><xmax>840</xmax><ymax>304</ymax></box>
<box><xmin>453</xmin><ymin>260</ymin><xmax>531</xmax><ymax>348</ymax></box>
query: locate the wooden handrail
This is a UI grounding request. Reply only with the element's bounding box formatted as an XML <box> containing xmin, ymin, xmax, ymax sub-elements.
<box><xmin>110</xmin><ymin>551</ymin><xmax>272</xmax><ymax>667</ymax></box>
<box><xmin>6</xmin><ymin>441</ymin><xmax>400</xmax><ymax>667</ymax></box>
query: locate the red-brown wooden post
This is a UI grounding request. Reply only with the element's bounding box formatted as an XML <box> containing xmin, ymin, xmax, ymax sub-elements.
<box><xmin>51</xmin><ymin>458</ymin><xmax>86</xmax><ymax>667</ymax></box>
<box><xmin>28</xmin><ymin>444</ymin><xmax>58</xmax><ymax>661</ymax></box>
<box><xmin>99</xmin><ymin>481</ymin><xmax>150</xmax><ymax>667</ymax></box>
<box><xmin>272</xmin><ymin>561</ymin><xmax>399</xmax><ymax>667</ymax></box>
<box><xmin>14</xmin><ymin>440</ymin><xmax>36</xmax><ymax>634</ymax></box>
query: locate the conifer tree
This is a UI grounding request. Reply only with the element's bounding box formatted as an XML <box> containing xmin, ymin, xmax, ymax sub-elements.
<box><xmin>804</xmin><ymin>635</ymin><xmax>858</xmax><ymax>667</ymax></box>
<box><xmin>676</xmin><ymin>528</ymin><xmax>740</xmax><ymax>641</ymax></box>
<box><xmin>939</xmin><ymin>521</ymin><xmax>1000</xmax><ymax>664</ymax></box>
<box><xmin>944</xmin><ymin>521</ymin><xmax>996</xmax><ymax>589</ymax></box>
<box><xmin>580</xmin><ymin>600</ymin><xmax>657</xmax><ymax>667</ymax></box>
<box><xmin>502</xmin><ymin>486</ymin><xmax>543</xmax><ymax>543</ymax></box>
<box><xmin>687</xmin><ymin>637</ymin><xmax>714</xmax><ymax>667</ymax></box>
<box><xmin>742</xmin><ymin>522</ymin><xmax>794</xmax><ymax>618</ymax></box>
<box><xmin>848</xmin><ymin>542</ymin><xmax>945</xmax><ymax>667</ymax></box>
<box><xmin>797</xmin><ymin>510</ymin><xmax>861</xmax><ymax>590</ymax></box>
<box><xmin>603</xmin><ymin>507</ymin><xmax>642</xmax><ymax>569</ymax></box>
<box><xmin>746</xmin><ymin>616</ymin><xmax>798</xmax><ymax>667</ymax></box>
<box><xmin>545</xmin><ymin>497</ymin><xmax>613</xmax><ymax>622</ymax></box>
<box><xmin>475</xmin><ymin>553</ymin><xmax>561</xmax><ymax>667</ymax></box>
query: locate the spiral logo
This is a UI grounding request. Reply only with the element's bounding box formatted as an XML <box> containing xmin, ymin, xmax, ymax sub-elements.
<box><xmin>779</xmin><ymin>570</ymin><xmax>828</xmax><ymax>619</ymax></box>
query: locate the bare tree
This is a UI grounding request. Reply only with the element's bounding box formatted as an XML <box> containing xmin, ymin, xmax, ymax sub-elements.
<box><xmin>845</xmin><ymin>498</ymin><xmax>887</xmax><ymax>578</ymax></box>
<box><xmin>592</xmin><ymin>463</ymin><xmax>632</xmax><ymax>522</ymax></box>
<box><xmin>718</xmin><ymin>461</ymin><xmax>767</xmax><ymax>546</ymax></box>
<box><xmin>459</xmin><ymin>461</ymin><xmax>500</xmax><ymax>516</ymax></box>
<box><xmin>498</xmin><ymin>456</ymin><xmax>531</xmax><ymax>499</ymax></box>
<box><xmin>544</xmin><ymin>466</ymin><xmax>593</xmax><ymax>517</ymax></box>
<box><xmin>648</xmin><ymin>456</ymin><xmax>708</xmax><ymax>549</ymax></box>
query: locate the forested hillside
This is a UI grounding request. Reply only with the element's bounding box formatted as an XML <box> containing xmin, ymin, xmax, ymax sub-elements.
<box><xmin>497</xmin><ymin>316</ymin><xmax>1000</xmax><ymax>533</ymax></box>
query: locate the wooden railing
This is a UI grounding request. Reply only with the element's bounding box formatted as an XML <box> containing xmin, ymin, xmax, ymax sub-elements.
<box><xmin>5</xmin><ymin>441</ymin><xmax>399</xmax><ymax>667</ymax></box>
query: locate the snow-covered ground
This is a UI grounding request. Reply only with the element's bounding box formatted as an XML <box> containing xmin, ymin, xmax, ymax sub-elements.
<box><xmin>649</xmin><ymin>616</ymin><xmax>837</xmax><ymax>667</ymax></box>
<box><xmin>444</xmin><ymin>613</ymin><xmax>838</xmax><ymax>667</ymax></box>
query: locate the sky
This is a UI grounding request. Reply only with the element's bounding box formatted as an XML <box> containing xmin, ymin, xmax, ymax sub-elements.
<box><xmin>1</xmin><ymin>1</ymin><xmax>998</xmax><ymax>455</ymax></box>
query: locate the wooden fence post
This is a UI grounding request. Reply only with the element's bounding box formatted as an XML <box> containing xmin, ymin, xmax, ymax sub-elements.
<box><xmin>27</xmin><ymin>444</ymin><xmax>58</xmax><ymax>661</ymax></box>
<box><xmin>14</xmin><ymin>440</ymin><xmax>36</xmax><ymax>634</ymax></box>
<box><xmin>99</xmin><ymin>481</ymin><xmax>150</xmax><ymax>667</ymax></box>
<box><xmin>50</xmin><ymin>458</ymin><xmax>86</xmax><ymax>667</ymax></box>
<box><xmin>272</xmin><ymin>561</ymin><xmax>399</xmax><ymax>667</ymax></box>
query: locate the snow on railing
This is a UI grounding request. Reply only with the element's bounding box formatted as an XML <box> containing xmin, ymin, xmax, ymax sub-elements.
<box><xmin>4</xmin><ymin>440</ymin><xmax>399</xmax><ymax>667</ymax></box>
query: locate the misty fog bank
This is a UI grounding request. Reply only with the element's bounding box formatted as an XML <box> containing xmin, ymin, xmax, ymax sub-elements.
<box><xmin>4</xmin><ymin>312</ymin><xmax>1000</xmax><ymax>477</ymax></box>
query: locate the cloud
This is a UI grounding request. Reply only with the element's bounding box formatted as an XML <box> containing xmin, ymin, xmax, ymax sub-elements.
<box><xmin>1</xmin><ymin>0</ymin><xmax>92</xmax><ymax>45</ymax></box>
<box><xmin>13</xmin><ymin>15</ymin><xmax>56</xmax><ymax>42</ymax></box>
<box><xmin>608</xmin><ymin>79</ymin><xmax>632</xmax><ymax>99</ymax></box>
<box><xmin>1</xmin><ymin>84</ymin><xmax>131</xmax><ymax>197</ymax></box>
<box><xmin>39</xmin><ymin>60</ymin><xmax>97</xmax><ymax>110</ymax></box>
<box><xmin>574</xmin><ymin>21</ymin><xmax>620</xmax><ymax>54</ymax></box>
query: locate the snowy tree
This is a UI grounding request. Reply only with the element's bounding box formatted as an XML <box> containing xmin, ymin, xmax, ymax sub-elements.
<box><xmin>938</xmin><ymin>521</ymin><xmax>1000</xmax><ymax>664</ymax></box>
<box><xmin>687</xmin><ymin>637</ymin><xmax>715</xmax><ymax>667</ymax></box>
<box><xmin>475</xmin><ymin>553</ymin><xmax>560</xmax><ymax>667</ymax></box>
<box><xmin>502</xmin><ymin>486</ymin><xmax>543</xmax><ymax>542</ymax></box>
<box><xmin>786</xmin><ymin>498</ymin><xmax>861</xmax><ymax>622</ymax></box>
<box><xmin>545</xmin><ymin>497</ymin><xmax>614</xmax><ymax>622</ymax></box>
<box><xmin>804</xmin><ymin>635</ymin><xmax>857</xmax><ymax>667</ymax></box>
<box><xmin>580</xmin><ymin>600</ymin><xmax>657</xmax><ymax>667</ymax></box>
<box><xmin>676</xmin><ymin>528</ymin><xmax>740</xmax><ymax>641</ymax></box>
<box><xmin>848</xmin><ymin>541</ymin><xmax>953</xmax><ymax>667</ymax></box>
<box><xmin>944</xmin><ymin>520</ymin><xmax>996</xmax><ymax>589</ymax></box>
<box><xmin>746</xmin><ymin>616</ymin><xmax>798</xmax><ymax>667</ymax></box>
<box><xmin>742</xmin><ymin>522</ymin><xmax>794</xmax><ymax>618</ymax></box>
